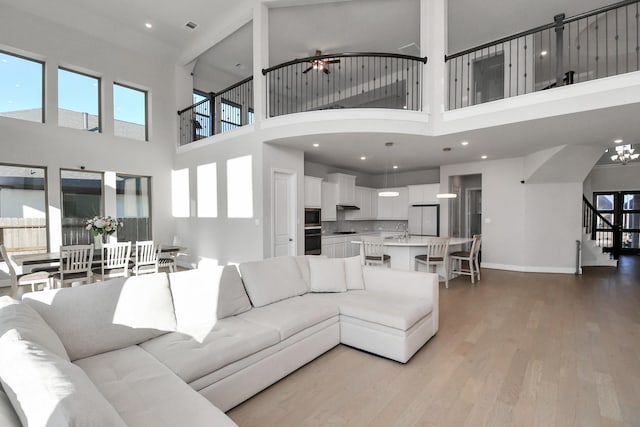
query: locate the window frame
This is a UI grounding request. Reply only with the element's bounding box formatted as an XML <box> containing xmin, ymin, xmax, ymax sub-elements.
<box><xmin>0</xmin><ymin>49</ymin><xmax>45</xmax><ymax>124</ymax></box>
<box><xmin>113</xmin><ymin>82</ymin><xmax>149</xmax><ymax>142</ymax></box>
<box><xmin>58</xmin><ymin>66</ymin><xmax>102</xmax><ymax>133</ymax></box>
<box><xmin>115</xmin><ymin>173</ymin><xmax>153</xmax><ymax>242</ymax></box>
<box><xmin>0</xmin><ymin>161</ymin><xmax>50</xmax><ymax>258</ymax></box>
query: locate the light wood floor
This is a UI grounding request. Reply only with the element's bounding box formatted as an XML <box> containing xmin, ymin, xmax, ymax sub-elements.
<box><xmin>228</xmin><ymin>256</ymin><xmax>640</xmax><ymax>427</ymax></box>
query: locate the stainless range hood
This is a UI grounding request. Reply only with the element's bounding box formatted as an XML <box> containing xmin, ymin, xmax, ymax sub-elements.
<box><xmin>336</xmin><ymin>204</ymin><xmax>360</xmax><ymax>210</ymax></box>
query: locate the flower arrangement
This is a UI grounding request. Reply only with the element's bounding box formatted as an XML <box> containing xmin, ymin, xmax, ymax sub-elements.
<box><xmin>85</xmin><ymin>216</ymin><xmax>123</xmax><ymax>236</ymax></box>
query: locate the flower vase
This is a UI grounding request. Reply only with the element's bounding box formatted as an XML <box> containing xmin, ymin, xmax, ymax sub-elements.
<box><xmin>94</xmin><ymin>234</ymin><xmax>103</xmax><ymax>250</ymax></box>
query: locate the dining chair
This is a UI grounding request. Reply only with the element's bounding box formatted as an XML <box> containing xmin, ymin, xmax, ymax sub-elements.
<box><xmin>51</xmin><ymin>244</ymin><xmax>94</xmax><ymax>288</ymax></box>
<box><xmin>93</xmin><ymin>241</ymin><xmax>131</xmax><ymax>280</ymax></box>
<box><xmin>0</xmin><ymin>244</ymin><xmax>52</xmax><ymax>298</ymax></box>
<box><xmin>414</xmin><ymin>237</ymin><xmax>450</xmax><ymax>288</ymax></box>
<box><xmin>361</xmin><ymin>236</ymin><xmax>391</xmax><ymax>267</ymax></box>
<box><xmin>158</xmin><ymin>252</ymin><xmax>177</xmax><ymax>273</ymax></box>
<box><xmin>450</xmin><ymin>234</ymin><xmax>482</xmax><ymax>284</ymax></box>
<box><xmin>132</xmin><ymin>241</ymin><xmax>160</xmax><ymax>276</ymax></box>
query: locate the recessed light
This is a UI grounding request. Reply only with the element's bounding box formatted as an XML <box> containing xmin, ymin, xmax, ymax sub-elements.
<box><xmin>481</xmin><ymin>155</ymin><xmax>488</xmax><ymax>159</ymax></box>
<box><xmin>614</xmin><ymin>139</ymin><xmax>623</xmax><ymax>143</ymax></box>
<box><xmin>144</xmin><ymin>22</ymin><xmax>153</xmax><ymax>29</ymax></box>
<box><xmin>393</xmin><ymin>165</ymin><xmax>398</xmax><ymax>169</ymax></box>
<box><xmin>312</xmin><ymin>143</ymin><xmax>319</xmax><ymax>148</ymax></box>
<box><xmin>540</xmin><ymin>50</ymin><xmax>548</xmax><ymax>56</ymax></box>
<box><xmin>461</xmin><ymin>141</ymin><xmax>469</xmax><ymax>146</ymax></box>
<box><xmin>605</xmin><ymin>149</ymin><xmax>609</xmax><ymax>152</ymax></box>
<box><xmin>360</xmin><ymin>156</ymin><xmax>366</xmax><ymax>160</ymax></box>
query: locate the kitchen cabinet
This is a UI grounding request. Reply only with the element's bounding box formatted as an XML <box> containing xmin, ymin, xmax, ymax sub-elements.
<box><xmin>322</xmin><ymin>234</ymin><xmax>362</xmax><ymax>258</ymax></box>
<box><xmin>304</xmin><ymin>176</ymin><xmax>322</xmax><ymax>208</ymax></box>
<box><xmin>345</xmin><ymin>186</ymin><xmax>376</xmax><ymax>220</ymax></box>
<box><xmin>326</xmin><ymin>173</ymin><xmax>356</xmax><ymax>205</ymax></box>
<box><xmin>377</xmin><ymin>187</ymin><xmax>409</xmax><ymax>220</ymax></box>
<box><xmin>321</xmin><ymin>181</ymin><xmax>338</xmax><ymax>221</ymax></box>
<box><xmin>408</xmin><ymin>184</ymin><xmax>440</xmax><ymax>205</ymax></box>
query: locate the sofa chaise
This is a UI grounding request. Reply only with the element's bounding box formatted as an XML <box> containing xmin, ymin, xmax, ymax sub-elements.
<box><xmin>0</xmin><ymin>255</ymin><xmax>439</xmax><ymax>426</ymax></box>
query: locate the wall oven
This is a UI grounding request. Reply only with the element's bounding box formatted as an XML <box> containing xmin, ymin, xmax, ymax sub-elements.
<box><xmin>304</xmin><ymin>208</ymin><xmax>321</xmax><ymax>227</ymax></box>
<box><xmin>304</xmin><ymin>227</ymin><xmax>322</xmax><ymax>255</ymax></box>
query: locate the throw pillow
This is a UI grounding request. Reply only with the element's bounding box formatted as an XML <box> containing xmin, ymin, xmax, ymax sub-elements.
<box><xmin>344</xmin><ymin>256</ymin><xmax>366</xmax><ymax>290</ymax></box>
<box><xmin>308</xmin><ymin>257</ymin><xmax>347</xmax><ymax>293</ymax></box>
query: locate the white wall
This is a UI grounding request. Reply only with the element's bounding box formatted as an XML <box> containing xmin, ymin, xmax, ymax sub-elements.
<box><xmin>584</xmin><ymin>163</ymin><xmax>640</xmax><ymax>198</ymax></box>
<box><xmin>441</xmin><ymin>156</ymin><xmax>582</xmax><ymax>273</ymax></box>
<box><xmin>0</xmin><ymin>6</ymin><xmax>177</xmax><ymax>250</ymax></box>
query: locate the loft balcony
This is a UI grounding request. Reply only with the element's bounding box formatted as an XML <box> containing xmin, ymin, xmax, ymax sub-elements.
<box><xmin>177</xmin><ymin>0</ymin><xmax>640</xmax><ymax>147</ymax></box>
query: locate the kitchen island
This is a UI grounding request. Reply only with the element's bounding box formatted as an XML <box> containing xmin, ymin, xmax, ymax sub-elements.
<box><xmin>352</xmin><ymin>235</ymin><xmax>473</xmax><ymax>273</ymax></box>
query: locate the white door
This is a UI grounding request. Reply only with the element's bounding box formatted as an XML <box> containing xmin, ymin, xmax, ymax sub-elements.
<box><xmin>273</xmin><ymin>170</ymin><xmax>296</xmax><ymax>257</ymax></box>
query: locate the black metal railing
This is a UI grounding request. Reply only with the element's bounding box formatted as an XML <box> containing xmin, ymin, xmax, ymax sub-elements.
<box><xmin>446</xmin><ymin>0</ymin><xmax>640</xmax><ymax>110</ymax></box>
<box><xmin>583</xmin><ymin>195</ymin><xmax>619</xmax><ymax>258</ymax></box>
<box><xmin>178</xmin><ymin>77</ymin><xmax>254</xmax><ymax>146</ymax></box>
<box><xmin>262</xmin><ymin>52</ymin><xmax>428</xmax><ymax>118</ymax></box>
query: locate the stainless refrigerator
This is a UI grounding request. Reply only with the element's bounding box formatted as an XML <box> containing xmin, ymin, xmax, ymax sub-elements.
<box><xmin>408</xmin><ymin>205</ymin><xmax>440</xmax><ymax>236</ymax></box>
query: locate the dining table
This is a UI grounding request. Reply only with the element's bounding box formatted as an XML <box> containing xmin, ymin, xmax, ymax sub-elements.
<box><xmin>11</xmin><ymin>245</ymin><xmax>185</xmax><ymax>268</ymax></box>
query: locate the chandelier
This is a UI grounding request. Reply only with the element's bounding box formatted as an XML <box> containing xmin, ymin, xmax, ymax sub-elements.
<box><xmin>610</xmin><ymin>144</ymin><xmax>639</xmax><ymax>165</ymax></box>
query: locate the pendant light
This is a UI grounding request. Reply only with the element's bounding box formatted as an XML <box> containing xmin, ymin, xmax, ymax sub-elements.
<box><xmin>379</xmin><ymin>142</ymin><xmax>399</xmax><ymax>198</ymax></box>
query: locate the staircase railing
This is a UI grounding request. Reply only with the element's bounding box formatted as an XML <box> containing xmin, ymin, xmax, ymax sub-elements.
<box><xmin>178</xmin><ymin>77</ymin><xmax>254</xmax><ymax>146</ymax></box>
<box><xmin>582</xmin><ymin>195</ymin><xmax>619</xmax><ymax>258</ymax></box>
<box><xmin>446</xmin><ymin>0</ymin><xmax>640</xmax><ymax>110</ymax></box>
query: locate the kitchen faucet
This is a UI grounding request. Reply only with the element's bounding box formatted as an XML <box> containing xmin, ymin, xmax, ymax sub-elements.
<box><xmin>396</xmin><ymin>223</ymin><xmax>409</xmax><ymax>239</ymax></box>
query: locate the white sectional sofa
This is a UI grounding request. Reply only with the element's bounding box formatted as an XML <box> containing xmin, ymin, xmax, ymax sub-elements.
<box><xmin>0</xmin><ymin>255</ymin><xmax>438</xmax><ymax>426</ymax></box>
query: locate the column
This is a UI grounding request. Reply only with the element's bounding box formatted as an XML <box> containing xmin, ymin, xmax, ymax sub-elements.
<box><xmin>253</xmin><ymin>3</ymin><xmax>269</xmax><ymax>124</ymax></box>
<box><xmin>421</xmin><ymin>0</ymin><xmax>447</xmax><ymax>130</ymax></box>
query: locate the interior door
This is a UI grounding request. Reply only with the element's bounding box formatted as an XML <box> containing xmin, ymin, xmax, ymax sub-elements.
<box><xmin>273</xmin><ymin>171</ymin><xmax>296</xmax><ymax>257</ymax></box>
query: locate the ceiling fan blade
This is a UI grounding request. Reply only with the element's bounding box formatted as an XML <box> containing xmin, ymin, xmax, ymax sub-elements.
<box><xmin>325</xmin><ymin>59</ymin><xmax>341</xmax><ymax>64</ymax></box>
<box><xmin>302</xmin><ymin>66</ymin><xmax>313</xmax><ymax>74</ymax></box>
<box><xmin>323</xmin><ymin>68</ymin><xmax>330</xmax><ymax>75</ymax></box>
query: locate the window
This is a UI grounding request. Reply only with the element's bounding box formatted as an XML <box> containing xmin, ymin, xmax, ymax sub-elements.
<box><xmin>171</xmin><ymin>169</ymin><xmax>190</xmax><ymax>218</ymax></box>
<box><xmin>227</xmin><ymin>156</ymin><xmax>253</xmax><ymax>218</ymax></box>
<box><xmin>0</xmin><ymin>51</ymin><xmax>44</xmax><ymax>123</ymax></box>
<box><xmin>248</xmin><ymin>108</ymin><xmax>254</xmax><ymax>125</ymax></box>
<box><xmin>221</xmin><ymin>99</ymin><xmax>241</xmax><ymax>133</ymax></box>
<box><xmin>113</xmin><ymin>83</ymin><xmax>147</xmax><ymax>141</ymax></box>
<box><xmin>0</xmin><ymin>164</ymin><xmax>48</xmax><ymax>259</ymax></box>
<box><xmin>60</xmin><ymin>170</ymin><xmax>103</xmax><ymax>245</ymax></box>
<box><xmin>473</xmin><ymin>53</ymin><xmax>504</xmax><ymax>105</ymax></box>
<box><xmin>197</xmin><ymin>163</ymin><xmax>217</xmax><ymax>218</ymax></box>
<box><xmin>116</xmin><ymin>174</ymin><xmax>151</xmax><ymax>242</ymax></box>
<box><xmin>58</xmin><ymin>68</ymin><xmax>100</xmax><ymax>132</ymax></box>
<box><xmin>192</xmin><ymin>90</ymin><xmax>211</xmax><ymax>140</ymax></box>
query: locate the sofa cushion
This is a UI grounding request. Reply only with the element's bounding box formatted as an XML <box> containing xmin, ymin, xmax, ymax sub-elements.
<box><xmin>74</xmin><ymin>345</ymin><xmax>237</xmax><ymax>427</ymax></box>
<box><xmin>309</xmin><ymin>257</ymin><xmax>347</xmax><ymax>293</ymax></box>
<box><xmin>331</xmin><ymin>291</ymin><xmax>433</xmax><ymax>331</ymax></box>
<box><xmin>0</xmin><ymin>385</ymin><xmax>21</xmax><ymax>427</ymax></box>
<box><xmin>0</xmin><ymin>332</ymin><xmax>126</xmax><ymax>427</ymax></box>
<box><xmin>239</xmin><ymin>257</ymin><xmax>307</xmax><ymax>307</ymax></box>
<box><xmin>344</xmin><ymin>256</ymin><xmax>365</xmax><ymax>290</ymax></box>
<box><xmin>139</xmin><ymin>317</ymin><xmax>280</xmax><ymax>384</ymax></box>
<box><xmin>0</xmin><ymin>296</ymin><xmax>69</xmax><ymax>361</ymax></box>
<box><xmin>169</xmin><ymin>266</ymin><xmax>251</xmax><ymax>334</ymax></box>
<box><xmin>238</xmin><ymin>295</ymin><xmax>339</xmax><ymax>340</ymax></box>
<box><xmin>23</xmin><ymin>273</ymin><xmax>176</xmax><ymax>361</ymax></box>
<box><xmin>293</xmin><ymin>255</ymin><xmax>327</xmax><ymax>291</ymax></box>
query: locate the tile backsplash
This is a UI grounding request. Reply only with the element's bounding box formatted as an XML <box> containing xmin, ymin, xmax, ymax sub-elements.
<box><xmin>321</xmin><ymin>219</ymin><xmax>407</xmax><ymax>235</ymax></box>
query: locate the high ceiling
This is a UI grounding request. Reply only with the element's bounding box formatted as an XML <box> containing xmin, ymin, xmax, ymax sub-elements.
<box><xmin>4</xmin><ymin>0</ymin><xmax>637</xmax><ymax>172</ymax></box>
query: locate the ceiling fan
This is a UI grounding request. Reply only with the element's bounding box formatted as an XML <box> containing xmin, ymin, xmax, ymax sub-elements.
<box><xmin>303</xmin><ymin>50</ymin><xmax>340</xmax><ymax>75</ymax></box>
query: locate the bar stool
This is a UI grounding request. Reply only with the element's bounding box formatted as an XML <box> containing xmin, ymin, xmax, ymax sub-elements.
<box><xmin>415</xmin><ymin>237</ymin><xmax>450</xmax><ymax>288</ymax></box>
<box><xmin>361</xmin><ymin>236</ymin><xmax>391</xmax><ymax>267</ymax></box>
<box><xmin>450</xmin><ymin>234</ymin><xmax>482</xmax><ymax>284</ymax></box>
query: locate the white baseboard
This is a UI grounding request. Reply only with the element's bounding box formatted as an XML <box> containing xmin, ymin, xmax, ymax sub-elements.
<box><xmin>481</xmin><ymin>263</ymin><xmax>577</xmax><ymax>274</ymax></box>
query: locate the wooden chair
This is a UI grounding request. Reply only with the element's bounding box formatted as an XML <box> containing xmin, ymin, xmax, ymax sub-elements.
<box><xmin>132</xmin><ymin>241</ymin><xmax>160</xmax><ymax>276</ymax></box>
<box><xmin>93</xmin><ymin>241</ymin><xmax>131</xmax><ymax>280</ymax></box>
<box><xmin>0</xmin><ymin>244</ymin><xmax>51</xmax><ymax>298</ymax></box>
<box><xmin>415</xmin><ymin>237</ymin><xmax>450</xmax><ymax>288</ymax></box>
<box><xmin>361</xmin><ymin>236</ymin><xmax>391</xmax><ymax>267</ymax></box>
<box><xmin>51</xmin><ymin>245</ymin><xmax>94</xmax><ymax>288</ymax></box>
<box><xmin>450</xmin><ymin>234</ymin><xmax>482</xmax><ymax>284</ymax></box>
<box><xmin>158</xmin><ymin>253</ymin><xmax>177</xmax><ymax>273</ymax></box>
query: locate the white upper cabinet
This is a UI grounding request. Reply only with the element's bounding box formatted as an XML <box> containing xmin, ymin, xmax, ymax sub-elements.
<box><xmin>304</xmin><ymin>176</ymin><xmax>322</xmax><ymax>208</ymax></box>
<box><xmin>377</xmin><ymin>187</ymin><xmax>408</xmax><ymax>220</ymax></box>
<box><xmin>408</xmin><ymin>184</ymin><xmax>440</xmax><ymax>205</ymax></box>
<box><xmin>321</xmin><ymin>181</ymin><xmax>338</xmax><ymax>221</ymax></box>
<box><xmin>345</xmin><ymin>186</ymin><xmax>376</xmax><ymax>220</ymax></box>
<box><xmin>326</xmin><ymin>173</ymin><xmax>356</xmax><ymax>205</ymax></box>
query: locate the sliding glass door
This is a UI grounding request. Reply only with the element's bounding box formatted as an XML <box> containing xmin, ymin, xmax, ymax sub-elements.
<box><xmin>60</xmin><ymin>170</ymin><xmax>103</xmax><ymax>245</ymax></box>
<box><xmin>116</xmin><ymin>174</ymin><xmax>151</xmax><ymax>242</ymax></box>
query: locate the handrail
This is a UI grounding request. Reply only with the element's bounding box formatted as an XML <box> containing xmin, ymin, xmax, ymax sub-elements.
<box><xmin>446</xmin><ymin>0</ymin><xmax>640</xmax><ymax>60</ymax></box>
<box><xmin>263</xmin><ymin>52</ymin><xmax>428</xmax><ymax>75</ymax></box>
<box><xmin>583</xmin><ymin>196</ymin><xmax>614</xmax><ymax>229</ymax></box>
<box><xmin>177</xmin><ymin>76</ymin><xmax>253</xmax><ymax>115</ymax></box>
